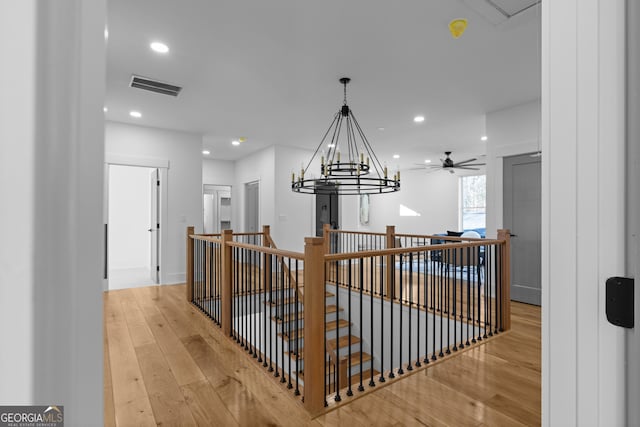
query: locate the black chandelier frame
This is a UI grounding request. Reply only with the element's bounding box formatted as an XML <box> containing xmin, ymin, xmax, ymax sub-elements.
<box><xmin>291</xmin><ymin>77</ymin><xmax>400</xmax><ymax>196</ymax></box>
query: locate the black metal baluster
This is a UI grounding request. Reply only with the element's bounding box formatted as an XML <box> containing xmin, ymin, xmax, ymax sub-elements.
<box><xmin>358</xmin><ymin>257</ymin><xmax>364</xmax><ymax>391</ymax></box>
<box><xmin>445</xmin><ymin>248</ymin><xmax>451</xmax><ymax>355</ymax></box>
<box><xmin>389</xmin><ymin>253</ymin><xmax>395</xmax><ymax>379</ymax></box>
<box><xmin>466</xmin><ymin>246</ymin><xmax>471</xmax><ymax>346</ymax></box>
<box><xmin>431</xmin><ymin>253</ymin><xmax>437</xmax><ymax>361</ymax></box>
<box><xmin>439</xmin><ymin>249</ymin><xmax>445</xmax><ymax>358</ymax></box>
<box><xmin>295</xmin><ymin>260</ymin><xmax>300</xmax><ymax>396</ymax></box>
<box><xmin>261</xmin><ymin>252</ymin><xmax>267</xmax><ymax>366</ymax></box>
<box><xmin>346</xmin><ymin>259</ymin><xmax>353</xmax><ymax>397</ymax></box>
<box><xmin>453</xmin><ymin>247</ymin><xmax>458</xmax><ymax>352</ymax></box>
<box><xmin>379</xmin><ymin>257</ymin><xmax>385</xmax><ymax>383</ymax></box>
<box><xmin>268</xmin><ymin>252</ymin><xmax>273</xmax><ymax>372</ymax></box>
<box><xmin>477</xmin><ymin>246</ymin><xmax>483</xmax><ymax>341</ymax></box>
<box><xmin>423</xmin><ymin>251</ymin><xmax>429</xmax><ymax>365</ymax></box>
<box><xmin>253</xmin><ymin>250</ymin><xmax>257</xmax><ymax>356</ymax></box>
<box><xmin>469</xmin><ymin>245</ymin><xmax>475</xmax><ymax>344</ymax></box>
<box><xmin>287</xmin><ymin>257</ymin><xmax>293</xmax><ymax>389</ymax></box>
<box><xmin>334</xmin><ymin>259</ymin><xmax>341</xmax><ymax>402</ymax></box>
<box><xmin>369</xmin><ymin>255</ymin><xmax>375</xmax><ymax>387</ymax></box>
<box><xmin>415</xmin><ymin>251</ymin><xmax>421</xmax><ymax>368</ymax></box>
<box><xmin>406</xmin><ymin>252</ymin><xmax>412</xmax><ymax>372</ymax></box>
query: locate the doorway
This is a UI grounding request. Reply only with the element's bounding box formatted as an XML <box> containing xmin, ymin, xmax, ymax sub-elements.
<box><xmin>203</xmin><ymin>184</ymin><xmax>232</xmax><ymax>233</ymax></box>
<box><xmin>315</xmin><ymin>184</ymin><xmax>339</xmax><ymax>237</ymax></box>
<box><xmin>244</xmin><ymin>181</ymin><xmax>259</xmax><ymax>240</ymax></box>
<box><xmin>107</xmin><ymin>164</ymin><xmax>160</xmax><ymax>290</ymax></box>
<box><xmin>503</xmin><ymin>153</ymin><xmax>541</xmax><ymax>305</ymax></box>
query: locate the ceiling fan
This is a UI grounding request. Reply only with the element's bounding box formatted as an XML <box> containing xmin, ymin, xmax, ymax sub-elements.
<box><xmin>411</xmin><ymin>151</ymin><xmax>486</xmax><ymax>174</ymax></box>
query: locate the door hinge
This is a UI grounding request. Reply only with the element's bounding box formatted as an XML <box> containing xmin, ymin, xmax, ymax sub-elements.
<box><xmin>606</xmin><ymin>277</ymin><xmax>634</xmax><ymax>328</ymax></box>
<box><xmin>156</xmin><ymin>265</ymin><xmax>160</xmax><ymax>272</ymax></box>
<box><xmin>157</xmin><ymin>223</ymin><xmax>160</xmax><ymax>229</ymax></box>
<box><xmin>157</xmin><ymin>180</ymin><xmax>160</xmax><ymax>186</ymax></box>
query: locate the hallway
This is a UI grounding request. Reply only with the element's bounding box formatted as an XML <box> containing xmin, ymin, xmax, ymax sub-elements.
<box><xmin>104</xmin><ymin>284</ymin><xmax>541</xmax><ymax>426</ymax></box>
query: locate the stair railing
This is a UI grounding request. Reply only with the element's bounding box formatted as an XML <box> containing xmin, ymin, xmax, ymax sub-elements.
<box><xmin>186</xmin><ymin>226</ymin><xmax>511</xmax><ymax>415</ymax></box>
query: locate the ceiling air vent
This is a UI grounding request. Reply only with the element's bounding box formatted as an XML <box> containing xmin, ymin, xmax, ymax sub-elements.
<box><xmin>130</xmin><ymin>75</ymin><xmax>182</xmax><ymax>97</ymax></box>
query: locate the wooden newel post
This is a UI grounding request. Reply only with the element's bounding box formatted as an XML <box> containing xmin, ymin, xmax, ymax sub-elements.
<box><xmin>262</xmin><ymin>225</ymin><xmax>271</xmax><ymax>247</ymax></box>
<box><xmin>303</xmin><ymin>236</ymin><xmax>326</xmax><ymax>415</ymax></box>
<box><xmin>497</xmin><ymin>229</ymin><xmax>511</xmax><ymax>331</ymax></box>
<box><xmin>385</xmin><ymin>225</ymin><xmax>395</xmax><ymax>298</ymax></box>
<box><xmin>221</xmin><ymin>229</ymin><xmax>234</xmax><ymax>336</ymax></box>
<box><xmin>186</xmin><ymin>226</ymin><xmax>195</xmax><ymax>301</ymax></box>
<box><xmin>323</xmin><ymin>223</ymin><xmax>331</xmax><ymax>254</ymax></box>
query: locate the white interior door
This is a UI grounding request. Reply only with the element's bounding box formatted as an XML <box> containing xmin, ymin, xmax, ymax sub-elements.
<box><xmin>149</xmin><ymin>168</ymin><xmax>159</xmax><ymax>283</ymax></box>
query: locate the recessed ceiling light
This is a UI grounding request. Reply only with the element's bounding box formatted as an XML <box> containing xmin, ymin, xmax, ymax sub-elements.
<box><xmin>150</xmin><ymin>42</ymin><xmax>169</xmax><ymax>54</ymax></box>
<box><xmin>129</xmin><ymin>111</ymin><xmax>142</xmax><ymax>118</ymax></box>
<box><xmin>103</xmin><ymin>107</ymin><xmax>108</xmax><ymax>113</ymax></box>
<box><xmin>327</xmin><ymin>143</ymin><xmax>336</xmax><ymax>148</ymax></box>
<box><xmin>481</xmin><ymin>135</ymin><xmax>488</xmax><ymax>141</ymax></box>
<box><xmin>393</xmin><ymin>154</ymin><xmax>400</xmax><ymax>159</ymax></box>
<box><xmin>413</xmin><ymin>116</ymin><xmax>425</xmax><ymax>123</ymax></box>
<box><xmin>378</xmin><ymin>127</ymin><xmax>385</xmax><ymax>131</ymax></box>
<box><xmin>202</xmin><ymin>150</ymin><xmax>210</xmax><ymax>155</ymax></box>
<box><xmin>424</xmin><ymin>159</ymin><xmax>432</xmax><ymax>163</ymax></box>
<box><xmin>231</xmin><ymin>140</ymin><xmax>240</xmax><ymax>146</ymax></box>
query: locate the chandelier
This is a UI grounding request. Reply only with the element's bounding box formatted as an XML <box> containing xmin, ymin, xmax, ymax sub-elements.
<box><xmin>291</xmin><ymin>78</ymin><xmax>400</xmax><ymax>195</ymax></box>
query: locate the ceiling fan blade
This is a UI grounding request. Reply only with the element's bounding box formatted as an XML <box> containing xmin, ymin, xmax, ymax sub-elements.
<box><xmin>455</xmin><ymin>162</ymin><xmax>485</xmax><ymax>167</ymax></box>
<box><xmin>453</xmin><ymin>158</ymin><xmax>477</xmax><ymax>166</ymax></box>
<box><xmin>454</xmin><ymin>166</ymin><xmax>480</xmax><ymax>170</ymax></box>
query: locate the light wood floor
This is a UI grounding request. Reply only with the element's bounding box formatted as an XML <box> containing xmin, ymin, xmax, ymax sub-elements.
<box><xmin>104</xmin><ymin>284</ymin><xmax>540</xmax><ymax>426</ymax></box>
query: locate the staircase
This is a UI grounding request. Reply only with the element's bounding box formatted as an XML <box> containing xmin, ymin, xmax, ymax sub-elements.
<box><xmin>265</xmin><ymin>285</ymin><xmax>377</xmax><ymax>394</ymax></box>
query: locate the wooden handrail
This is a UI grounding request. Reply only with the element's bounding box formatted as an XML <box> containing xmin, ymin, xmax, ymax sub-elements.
<box><xmin>227</xmin><ymin>240</ymin><xmax>305</xmax><ymax>260</ymax></box>
<box><xmin>231</xmin><ymin>231</ymin><xmax>265</xmax><ymax>236</ymax></box>
<box><xmin>326</xmin><ymin>229</ymin><xmax>386</xmax><ymax>237</ymax></box>
<box><xmin>325</xmin><ymin>239</ymin><xmax>503</xmax><ymax>261</ymax></box>
<box><xmin>190</xmin><ymin>234</ymin><xmax>223</xmax><ymax>244</ymax></box>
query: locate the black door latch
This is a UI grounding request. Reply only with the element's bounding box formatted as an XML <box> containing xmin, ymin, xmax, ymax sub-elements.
<box><xmin>605</xmin><ymin>277</ymin><xmax>634</xmax><ymax>328</ymax></box>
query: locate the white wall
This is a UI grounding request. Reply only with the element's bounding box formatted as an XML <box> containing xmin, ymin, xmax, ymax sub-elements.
<box><xmin>0</xmin><ymin>0</ymin><xmax>105</xmax><ymax>422</ymax></box>
<box><xmin>203</xmin><ymin>158</ymin><xmax>235</xmax><ymax>186</ymax></box>
<box><xmin>343</xmin><ymin>169</ymin><xmax>460</xmax><ymax>235</ymax></box>
<box><xmin>485</xmin><ymin>99</ymin><xmax>540</xmax><ymax>238</ymax></box>
<box><xmin>108</xmin><ymin>165</ymin><xmax>151</xmax><ymax>269</ymax></box>
<box><xmin>233</xmin><ymin>146</ymin><xmax>275</xmax><ymax>236</ymax></box>
<box><xmin>274</xmin><ymin>145</ymin><xmax>316</xmax><ymax>252</ymax></box>
<box><xmin>106</xmin><ymin>121</ymin><xmax>202</xmax><ymax>284</ymax></box>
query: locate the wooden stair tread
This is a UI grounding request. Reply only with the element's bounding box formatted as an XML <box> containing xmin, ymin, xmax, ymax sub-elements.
<box><xmin>288</xmin><ymin>349</ymin><xmax>372</xmax><ymax>364</ymax></box>
<box><xmin>298</xmin><ymin>365</ymin><xmax>379</xmax><ymax>381</ymax></box>
<box><xmin>327</xmin><ymin>335</ymin><xmax>361</xmax><ymax>349</ymax></box>
<box><xmin>272</xmin><ymin>304</ymin><xmax>342</xmax><ymax>323</ymax></box>
<box><xmin>279</xmin><ymin>319</ymin><xmax>351</xmax><ymax>341</ymax></box>
<box><xmin>266</xmin><ymin>291</ymin><xmax>334</xmax><ymax>307</ymax></box>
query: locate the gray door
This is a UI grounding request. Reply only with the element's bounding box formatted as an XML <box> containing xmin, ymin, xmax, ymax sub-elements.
<box><xmin>315</xmin><ymin>184</ymin><xmax>339</xmax><ymax>237</ymax></box>
<box><xmin>245</xmin><ymin>181</ymin><xmax>259</xmax><ymax>241</ymax></box>
<box><xmin>503</xmin><ymin>154</ymin><xmax>541</xmax><ymax>305</ymax></box>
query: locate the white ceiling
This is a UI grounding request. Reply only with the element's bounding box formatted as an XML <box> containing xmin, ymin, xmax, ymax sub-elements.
<box><xmin>105</xmin><ymin>0</ymin><xmax>541</xmax><ymax>168</ymax></box>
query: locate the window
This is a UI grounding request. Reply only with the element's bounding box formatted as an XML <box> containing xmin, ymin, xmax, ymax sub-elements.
<box><xmin>460</xmin><ymin>175</ymin><xmax>486</xmax><ymax>230</ymax></box>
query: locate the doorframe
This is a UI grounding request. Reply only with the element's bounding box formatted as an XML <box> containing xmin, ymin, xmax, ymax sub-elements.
<box><xmin>244</xmin><ymin>180</ymin><xmax>260</xmax><ymax>233</ymax></box>
<box><xmin>502</xmin><ymin>153</ymin><xmax>541</xmax><ymax>306</ymax></box>
<box><xmin>542</xmin><ymin>0</ymin><xmax>627</xmax><ymax>424</ymax></box>
<box><xmin>104</xmin><ymin>154</ymin><xmax>169</xmax><ymax>288</ymax></box>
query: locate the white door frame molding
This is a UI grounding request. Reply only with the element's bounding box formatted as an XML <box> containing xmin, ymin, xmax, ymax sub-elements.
<box><xmin>542</xmin><ymin>0</ymin><xmax>626</xmax><ymax>425</ymax></box>
<box><xmin>104</xmin><ymin>155</ymin><xmax>170</xmax><ymax>285</ymax></box>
